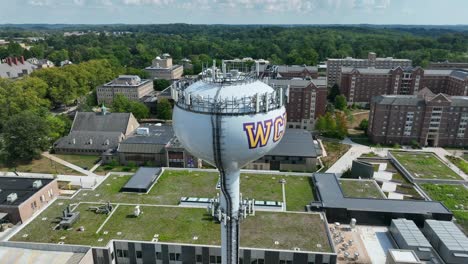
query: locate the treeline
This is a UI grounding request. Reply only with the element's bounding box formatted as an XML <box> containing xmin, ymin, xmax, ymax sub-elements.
<box><xmin>1</xmin><ymin>25</ymin><xmax>467</xmax><ymax>71</ymax></box>
<box><xmin>0</xmin><ymin>59</ymin><xmax>122</xmax><ymax>165</ymax></box>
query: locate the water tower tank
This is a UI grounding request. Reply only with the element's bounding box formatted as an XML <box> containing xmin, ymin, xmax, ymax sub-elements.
<box><xmin>172</xmin><ymin>60</ymin><xmax>287</xmax><ymax>264</ymax></box>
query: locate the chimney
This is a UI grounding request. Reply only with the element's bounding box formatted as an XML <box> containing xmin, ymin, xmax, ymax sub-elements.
<box><xmin>20</xmin><ymin>56</ymin><xmax>24</xmax><ymax>64</ymax></box>
<box><xmin>13</xmin><ymin>57</ymin><xmax>18</xmax><ymax>65</ymax></box>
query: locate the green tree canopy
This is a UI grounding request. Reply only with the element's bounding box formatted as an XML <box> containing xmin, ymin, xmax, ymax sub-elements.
<box><xmin>2</xmin><ymin>112</ymin><xmax>50</xmax><ymax>165</ymax></box>
<box><xmin>156</xmin><ymin>98</ymin><xmax>172</xmax><ymax>120</ymax></box>
<box><xmin>111</xmin><ymin>94</ymin><xmax>150</xmax><ymax>119</ymax></box>
<box><xmin>334</xmin><ymin>95</ymin><xmax>348</xmax><ymax>111</ymax></box>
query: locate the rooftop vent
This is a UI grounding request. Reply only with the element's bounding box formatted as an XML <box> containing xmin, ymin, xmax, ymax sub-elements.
<box><xmin>32</xmin><ymin>180</ymin><xmax>43</xmax><ymax>189</ymax></box>
<box><xmin>7</xmin><ymin>193</ymin><xmax>18</xmax><ymax>203</ymax></box>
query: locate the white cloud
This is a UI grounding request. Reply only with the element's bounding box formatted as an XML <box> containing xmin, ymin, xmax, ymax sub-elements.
<box><xmin>28</xmin><ymin>0</ymin><xmax>53</xmax><ymax>6</ymax></box>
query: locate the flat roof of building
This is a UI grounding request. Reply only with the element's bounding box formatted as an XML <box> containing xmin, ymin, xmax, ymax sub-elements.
<box><xmin>0</xmin><ymin>177</ymin><xmax>54</xmax><ymax>206</ymax></box>
<box><xmin>121</xmin><ymin>167</ymin><xmax>162</xmax><ymax>192</ymax></box>
<box><xmin>11</xmin><ymin>170</ymin><xmax>332</xmax><ymax>252</ymax></box>
<box><xmin>388</xmin><ymin>249</ymin><xmax>421</xmax><ymax>263</ymax></box>
<box><xmin>424</xmin><ymin>220</ymin><xmax>468</xmax><ymax>252</ymax></box>
<box><xmin>0</xmin><ymin>246</ymin><xmax>87</xmax><ymax>264</ymax></box>
<box><xmin>391</xmin><ymin>219</ymin><xmax>432</xmax><ymax>248</ymax></box>
<box><xmin>314</xmin><ymin>173</ymin><xmax>451</xmax><ymax>215</ymax></box>
<box><xmin>268</xmin><ymin>129</ymin><xmax>319</xmax><ymax>158</ymax></box>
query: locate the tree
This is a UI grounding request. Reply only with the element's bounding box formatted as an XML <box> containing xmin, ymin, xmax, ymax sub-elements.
<box><xmin>111</xmin><ymin>94</ymin><xmax>149</xmax><ymax>119</ymax></box>
<box><xmin>157</xmin><ymin>98</ymin><xmax>172</xmax><ymax>120</ymax></box>
<box><xmin>335</xmin><ymin>112</ymin><xmax>348</xmax><ymax>139</ymax></box>
<box><xmin>359</xmin><ymin>119</ymin><xmax>369</xmax><ymax>134</ymax></box>
<box><xmin>334</xmin><ymin>95</ymin><xmax>347</xmax><ymax>111</ymax></box>
<box><xmin>153</xmin><ymin>79</ymin><xmax>171</xmax><ymax>91</ymax></box>
<box><xmin>315</xmin><ymin>115</ymin><xmax>327</xmax><ymax>133</ymax></box>
<box><xmin>328</xmin><ymin>84</ymin><xmax>341</xmax><ymax>102</ymax></box>
<box><xmin>2</xmin><ymin>112</ymin><xmax>50</xmax><ymax>165</ymax></box>
<box><xmin>46</xmin><ymin>114</ymin><xmax>71</xmax><ymax>142</ymax></box>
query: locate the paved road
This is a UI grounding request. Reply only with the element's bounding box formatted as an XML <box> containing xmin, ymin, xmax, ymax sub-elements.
<box><xmin>42</xmin><ymin>152</ymin><xmax>98</xmax><ymax>177</ymax></box>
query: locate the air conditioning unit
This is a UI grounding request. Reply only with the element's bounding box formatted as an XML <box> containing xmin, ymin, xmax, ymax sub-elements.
<box><xmin>33</xmin><ymin>180</ymin><xmax>43</xmax><ymax>189</ymax></box>
<box><xmin>7</xmin><ymin>193</ymin><xmax>18</xmax><ymax>203</ymax></box>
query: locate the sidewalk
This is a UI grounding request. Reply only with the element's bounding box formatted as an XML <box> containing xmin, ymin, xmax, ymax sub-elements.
<box><xmin>42</xmin><ymin>152</ymin><xmax>98</xmax><ymax>177</ymax></box>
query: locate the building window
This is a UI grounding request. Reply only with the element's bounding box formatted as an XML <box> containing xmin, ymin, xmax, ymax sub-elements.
<box><xmin>196</xmin><ymin>254</ymin><xmax>202</xmax><ymax>262</ymax></box>
<box><xmin>156</xmin><ymin>252</ymin><xmax>162</xmax><ymax>260</ymax></box>
<box><xmin>136</xmin><ymin>250</ymin><xmax>142</xmax><ymax>259</ymax></box>
<box><xmin>116</xmin><ymin>249</ymin><xmax>128</xmax><ymax>258</ymax></box>
<box><xmin>170</xmin><ymin>253</ymin><xmax>180</xmax><ymax>261</ymax></box>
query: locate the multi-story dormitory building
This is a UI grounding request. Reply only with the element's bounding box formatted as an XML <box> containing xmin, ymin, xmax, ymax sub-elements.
<box><xmin>340</xmin><ymin>67</ymin><xmax>468</xmax><ymax>104</ymax></box>
<box><xmin>326</xmin><ymin>52</ymin><xmax>412</xmax><ymax>87</ymax></box>
<box><xmin>368</xmin><ymin>88</ymin><xmax>468</xmax><ymax>147</ymax></box>
<box><xmin>267</xmin><ymin>78</ymin><xmax>327</xmax><ymax>130</ymax></box>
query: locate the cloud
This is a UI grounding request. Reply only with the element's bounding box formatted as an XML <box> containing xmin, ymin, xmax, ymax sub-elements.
<box><xmin>28</xmin><ymin>0</ymin><xmax>53</xmax><ymax>6</ymax></box>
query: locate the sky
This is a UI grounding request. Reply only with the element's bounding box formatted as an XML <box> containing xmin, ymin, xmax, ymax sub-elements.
<box><xmin>0</xmin><ymin>0</ymin><xmax>467</xmax><ymax>25</ymax></box>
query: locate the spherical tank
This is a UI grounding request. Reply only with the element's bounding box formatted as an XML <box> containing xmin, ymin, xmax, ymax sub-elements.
<box><xmin>173</xmin><ymin>80</ymin><xmax>286</xmax><ymax>169</ymax></box>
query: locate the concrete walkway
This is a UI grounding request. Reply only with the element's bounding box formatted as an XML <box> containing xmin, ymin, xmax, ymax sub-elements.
<box><xmin>89</xmin><ymin>160</ymin><xmax>102</xmax><ymax>173</ymax></box>
<box><xmin>326</xmin><ymin>138</ymin><xmax>388</xmax><ymax>175</ymax></box>
<box><xmin>42</xmin><ymin>152</ymin><xmax>98</xmax><ymax>177</ymax></box>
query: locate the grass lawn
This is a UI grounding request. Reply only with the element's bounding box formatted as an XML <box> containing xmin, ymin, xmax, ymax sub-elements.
<box><xmin>420</xmin><ymin>183</ymin><xmax>468</xmax><ymax>210</ymax></box>
<box><xmin>321</xmin><ymin>141</ymin><xmax>351</xmax><ymax>170</ymax></box>
<box><xmin>240</xmin><ymin>174</ymin><xmax>315</xmax><ymax>211</ymax></box>
<box><xmin>463</xmin><ymin>154</ymin><xmax>468</xmax><ymax>161</ymax></box>
<box><xmin>11</xmin><ymin>202</ymin><xmax>109</xmax><ymax>246</ymax></box>
<box><xmin>284</xmin><ymin>176</ymin><xmax>315</xmax><ymax>212</ymax></box>
<box><xmin>339</xmin><ymin>179</ymin><xmax>385</xmax><ymax>199</ymax></box>
<box><xmin>240</xmin><ymin>174</ymin><xmax>283</xmax><ymax>201</ymax></box>
<box><xmin>242</xmin><ymin>211</ymin><xmax>331</xmax><ymax>252</ymax></box>
<box><xmin>0</xmin><ymin>157</ymin><xmax>83</xmax><ymax>175</ymax></box>
<box><xmin>53</xmin><ymin>154</ymin><xmax>100</xmax><ymax>170</ymax></box>
<box><xmin>391</xmin><ymin>151</ymin><xmax>463</xmax><ymax>180</ymax></box>
<box><xmin>452</xmin><ymin>210</ymin><xmax>468</xmax><ymax>235</ymax></box>
<box><xmin>78</xmin><ymin>170</ymin><xmax>219</xmax><ymax>205</ymax></box>
<box><xmin>395</xmin><ymin>185</ymin><xmax>424</xmax><ymax>200</ymax></box>
<box><xmin>98</xmin><ymin>205</ymin><xmax>219</xmax><ymax>247</ymax></box>
<box><xmin>446</xmin><ymin>155</ymin><xmax>468</xmax><ymax>174</ymax></box>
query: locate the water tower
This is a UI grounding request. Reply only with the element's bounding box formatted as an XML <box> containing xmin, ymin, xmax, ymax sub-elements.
<box><xmin>172</xmin><ymin>60</ymin><xmax>287</xmax><ymax>264</ymax></box>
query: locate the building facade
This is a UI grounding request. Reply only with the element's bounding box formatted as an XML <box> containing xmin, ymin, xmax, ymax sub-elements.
<box><xmin>97</xmin><ymin>75</ymin><xmax>154</xmax><ymax>105</ymax></box>
<box><xmin>244</xmin><ymin>129</ymin><xmax>320</xmax><ymax>172</ymax></box>
<box><xmin>268</xmin><ymin>78</ymin><xmax>327</xmax><ymax>130</ymax></box>
<box><xmin>340</xmin><ymin>67</ymin><xmax>468</xmax><ymax>104</ymax></box>
<box><xmin>428</xmin><ymin>61</ymin><xmax>468</xmax><ymax>69</ymax></box>
<box><xmin>0</xmin><ymin>178</ymin><xmax>59</xmax><ymax>224</ymax></box>
<box><xmin>368</xmin><ymin>89</ymin><xmax>468</xmax><ymax>147</ymax></box>
<box><xmin>145</xmin><ymin>54</ymin><xmax>184</xmax><ymax>80</ymax></box>
<box><xmin>260</xmin><ymin>64</ymin><xmax>319</xmax><ymax>79</ymax></box>
<box><xmin>327</xmin><ymin>52</ymin><xmax>412</xmax><ymax>88</ymax></box>
<box><xmin>54</xmin><ymin>110</ymin><xmax>140</xmax><ymax>155</ymax></box>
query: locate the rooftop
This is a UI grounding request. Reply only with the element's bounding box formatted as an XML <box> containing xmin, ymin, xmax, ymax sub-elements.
<box><xmin>267</xmin><ymin>129</ymin><xmax>319</xmax><ymax>158</ymax></box>
<box><xmin>0</xmin><ymin>177</ymin><xmax>54</xmax><ymax>206</ymax></box>
<box><xmin>102</xmin><ymin>75</ymin><xmax>151</xmax><ymax>87</ymax></box>
<box><xmin>391</xmin><ymin>219</ymin><xmax>432</xmax><ymax>248</ymax></box>
<box><xmin>119</xmin><ymin>124</ymin><xmax>174</xmax><ymax>146</ymax></box>
<box><xmin>121</xmin><ymin>167</ymin><xmax>162</xmax><ymax>192</ymax></box>
<box><xmin>424</xmin><ymin>220</ymin><xmax>468</xmax><ymax>251</ymax></box>
<box><xmin>70</xmin><ymin>112</ymin><xmax>136</xmax><ymax>134</ymax></box>
<box><xmin>10</xmin><ymin>170</ymin><xmax>331</xmax><ymax>252</ymax></box>
<box><xmin>314</xmin><ymin>173</ymin><xmax>451</xmax><ymax>215</ymax></box>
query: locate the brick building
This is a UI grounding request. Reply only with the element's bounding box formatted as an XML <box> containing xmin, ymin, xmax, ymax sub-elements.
<box><xmin>96</xmin><ymin>75</ymin><xmax>154</xmax><ymax>105</ymax></box>
<box><xmin>0</xmin><ymin>177</ymin><xmax>59</xmax><ymax>224</ymax></box>
<box><xmin>340</xmin><ymin>67</ymin><xmax>468</xmax><ymax>104</ymax></box>
<box><xmin>327</xmin><ymin>52</ymin><xmax>412</xmax><ymax>87</ymax></box>
<box><xmin>368</xmin><ymin>88</ymin><xmax>468</xmax><ymax>147</ymax></box>
<box><xmin>267</xmin><ymin>78</ymin><xmax>327</xmax><ymax>130</ymax></box>
<box><xmin>260</xmin><ymin>64</ymin><xmax>318</xmax><ymax>79</ymax></box>
<box><xmin>0</xmin><ymin>56</ymin><xmax>36</xmax><ymax>78</ymax></box>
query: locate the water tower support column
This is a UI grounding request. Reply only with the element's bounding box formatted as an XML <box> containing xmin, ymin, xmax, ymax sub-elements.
<box><xmin>219</xmin><ymin>168</ymin><xmax>240</xmax><ymax>264</ymax></box>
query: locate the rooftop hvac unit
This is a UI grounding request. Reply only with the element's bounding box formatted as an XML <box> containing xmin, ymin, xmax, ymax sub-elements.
<box><xmin>7</xmin><ymin>193</ymin><xmax>18</xmax><ymax>203</ymax></box>
<box><xmin>136</xmin><ymin>127</ymin><xmax>150</xmax><ymax>135</ymax></box>
<box><xmin>32</xmin><ymin>180</ymin><xmax>43</xmax><ymax>189</ymax></box>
